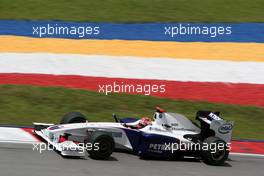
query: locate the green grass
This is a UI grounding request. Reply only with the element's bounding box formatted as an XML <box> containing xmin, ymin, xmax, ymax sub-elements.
<box><xmin>0</xmin><ymin>85</ymin><xmax>263</xmax><ymax>140</ymax></box>
<box><xmin>0</xmin><ymin>0</ymin><xmax>264</xmax><ymax>22</ymax></box>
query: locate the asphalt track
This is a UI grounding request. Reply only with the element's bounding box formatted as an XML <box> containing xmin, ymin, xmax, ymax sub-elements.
<box><xmin>0</xmin><ymin>142</ymin><xmax>263</xmax><ymax>176</ymax></box>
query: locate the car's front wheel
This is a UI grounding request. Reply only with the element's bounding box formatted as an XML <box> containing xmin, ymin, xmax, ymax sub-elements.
<box><xmin>60</xmin><ymin>112</ymin><xmax>87</xmax><ymax>124</ymax></box>
<box><xmin>87</xmin><ymin>131</ymin><xmax>115</xmax><ymax>160</ymax></box>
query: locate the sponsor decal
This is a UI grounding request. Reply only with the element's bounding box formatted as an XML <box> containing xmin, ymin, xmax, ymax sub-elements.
<box><xmin>48</xmin><ymin>125</ymin><xmax>62</xmax><ymax>130</ymax></box>
<box><xmin>171</xmin><ymin>123</ymin><xmax>179</xmax><ymax>126</ymax></box>
<box><xmin>149</xmin><ymin>127</ymin><xmax>165</xmax><ymax>132</ymax></box>
<box><xmin>148</xmin><ymin>143</ymin><xmax>171</xmax><ymax>151</ymax></box>
<box><xmin>208</xmin><ymin>112</ymin><xmax>222</xmax><ymax>121</ymax></box>
<box><xmin>218</xmin><ymin>123</ymin><xmax>233</xmax><ymax>134</ymax></box>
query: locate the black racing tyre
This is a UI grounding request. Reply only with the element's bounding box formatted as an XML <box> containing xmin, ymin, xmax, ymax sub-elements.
<box><xmin>201</xmin><ymin>136</ymin><xmax>229</xmax><ymax>165</ymax></box>
<box><xmin>60</xmin><ymin>112</ymin><xmax>87</xmax><ymax>124</ymax></box>
<box><xmin>88</xmin><ymin>131</ymin><xmax>115</xmax><ymax>160</ymax></box>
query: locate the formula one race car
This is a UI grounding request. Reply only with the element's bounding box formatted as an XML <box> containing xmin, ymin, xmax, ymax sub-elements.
<box><xmin>34</xmin><ymin>107</ymin><xmax>234</xmax><ymax>165</ymax></box>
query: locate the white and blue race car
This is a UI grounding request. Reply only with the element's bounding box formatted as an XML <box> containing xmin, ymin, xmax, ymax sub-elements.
<box><xmin>34</xmin><ymin>107</ymin><xmax>234</xmax><ymax>165</ymax></box>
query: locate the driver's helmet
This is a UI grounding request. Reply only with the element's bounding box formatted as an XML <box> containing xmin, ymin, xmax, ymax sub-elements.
<box><xmin>136</xmin><ymin>117</ymin><xmax>152</xmax><ymax>128</ymax></box>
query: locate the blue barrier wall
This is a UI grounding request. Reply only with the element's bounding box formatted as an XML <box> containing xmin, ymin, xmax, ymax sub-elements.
<box><xmin>0</xmin><ymin>20</ymin><xmax>263</xmax><ymax>42</ymax></box>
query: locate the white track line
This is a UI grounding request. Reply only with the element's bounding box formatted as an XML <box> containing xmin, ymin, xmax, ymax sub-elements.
<box><xmin>230</xmin><ymin>152</ymin><xmax>264</xmax><ymax>158</ymax></box>
<box><xmin>0</xmin><ymin>53</ymin><xmax>264</xmax><ymax>84</ymax></box>
<box><xmin>0</xmin><ymin>140</ymin><xmax>42</xmax><ymax>144</ymax></box>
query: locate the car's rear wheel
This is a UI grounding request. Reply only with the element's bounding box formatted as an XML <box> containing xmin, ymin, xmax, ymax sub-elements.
<box><xmin>87</xmin><ymin>131</ymin><xmax>114</xmax><ymax>160</ymax></box>
<box><xmin>201</xmin><ymin>136</ymin><xmax>229</xmax><ymax>165</ymax></box>
<box><xmin>60</xmin><ymin>112</ymin><xmax>87</xmax><ymax>124</ymax></box>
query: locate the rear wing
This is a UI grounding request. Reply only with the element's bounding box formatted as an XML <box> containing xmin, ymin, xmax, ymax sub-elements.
<box><xmin>210</xmin><ymin>120</ymin><xmax>234</xmax><ymax>143</ymax></box>
<box><xmin>196</xmin><ymin>111</ymin><xmax>234</xmax><ymax>143</ymax></box>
